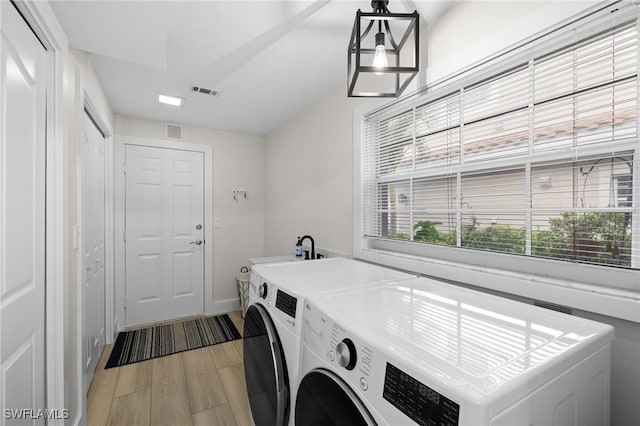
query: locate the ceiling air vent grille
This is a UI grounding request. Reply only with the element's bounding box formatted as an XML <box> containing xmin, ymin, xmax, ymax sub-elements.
<box><xmin>165</xmin><ymin>123</ymin><xmax>183</xmax><ymax>140</ymax></box>
<box><xmin>191</xmin><ymin>86</ymin><xmax>220</xmax><ymax>97</ymax></box>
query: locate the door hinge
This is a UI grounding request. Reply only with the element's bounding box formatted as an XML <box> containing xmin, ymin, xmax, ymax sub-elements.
<box><xmin>123</xmin><ymin>162</ymin><xmax>126</xmax><ymax>175</ymax></box>
<box><xmin>123</xmin><ymin>298</ymin><xmax>127</xmax><ymax>309</ymax></box>
<box><xmin>123</xmin><ymin>229</ymin><xmax>126</xmax><ymax>242</ymax></box>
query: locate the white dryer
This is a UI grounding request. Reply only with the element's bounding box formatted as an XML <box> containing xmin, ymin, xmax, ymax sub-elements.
<box><xmin>242</xmin><ymin>258</ymin><xmax>415</xmax><ymax>426</ymax></box>
<box><xmin>297</xmin><ymin>277</ymin><xmax>614</xmax><ymax>425</ymax></box>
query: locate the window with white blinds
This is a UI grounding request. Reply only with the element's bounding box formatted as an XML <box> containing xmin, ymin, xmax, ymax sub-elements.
<box><xmin>361</xmin><ymin>14</ymin><xmax>639</xmax><ymax>273</ymax></box>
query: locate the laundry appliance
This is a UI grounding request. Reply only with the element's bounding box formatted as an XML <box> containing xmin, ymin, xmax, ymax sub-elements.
<box><xmin>242</xmin><ymin>257</ymin><xmax>415</xmax><ymax>426</ymax></box>
<box><xmin>297</xmin><ymin>276</ymin><xmax>614</xmax><ymax>425</ymax></box>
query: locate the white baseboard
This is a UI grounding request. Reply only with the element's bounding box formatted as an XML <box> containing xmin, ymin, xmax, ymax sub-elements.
<box><xmin>207</xmin><ymin>298</ymin><xmax>240</xmax><ymax>316</ymax></box>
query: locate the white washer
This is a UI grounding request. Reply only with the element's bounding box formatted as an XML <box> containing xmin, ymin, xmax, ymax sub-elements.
<box><xmin>242</xmin><ymin>258</ymin><xmax>416</xmax><ymax>426</ymax></box>
<box><xmin>297</xmin><ymin>277</ymin><xmax>614</xmax><ymax>425</ymax></box>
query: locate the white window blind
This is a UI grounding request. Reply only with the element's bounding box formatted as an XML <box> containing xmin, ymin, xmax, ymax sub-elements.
<box><xmin>361</xmin><ymin>12</ymin><xmax>639</xmax><ymax>273</ymax></box>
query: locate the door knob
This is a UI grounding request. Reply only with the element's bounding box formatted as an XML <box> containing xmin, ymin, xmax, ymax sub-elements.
<box><xmin>190</xmin><ymin>240</ymin><xmax>203</xmax><ymax>245</ymax></box>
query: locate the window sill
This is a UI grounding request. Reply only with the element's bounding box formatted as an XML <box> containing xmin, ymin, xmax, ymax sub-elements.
<box><xmin>357</xmin><ymin>247</ymin><xmax>640</xmax><ymax>324</ymax></box>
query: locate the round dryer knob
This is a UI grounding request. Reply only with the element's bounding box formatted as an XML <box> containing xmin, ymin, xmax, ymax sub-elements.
<box><xmin>259</xmin><ymin>283</ymin><xmax>268</xmax><ymax>299</ymax></box>
<box><xmin>336</xmin><ymin>338</ymin><xmax>357</xmax><ymax>370</ymax></box>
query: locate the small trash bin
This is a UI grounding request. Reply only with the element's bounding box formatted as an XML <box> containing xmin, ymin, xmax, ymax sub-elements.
<box><xmin>236</xmin><ymin>266</ymin><xmax>250</xmax><ymax>318</ymax></box>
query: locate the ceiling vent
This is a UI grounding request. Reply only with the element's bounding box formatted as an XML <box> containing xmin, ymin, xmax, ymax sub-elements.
<box><xmin>191</xmin><ymin>86</ymin><xmax>220</xmax><ymax>97</ymax></box>
<box><xmin>165</xmin><ymin>123</ymin><xmax>183</xmax><ymax>140</ymax></box>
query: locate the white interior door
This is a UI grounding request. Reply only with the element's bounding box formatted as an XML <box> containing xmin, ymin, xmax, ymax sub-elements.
<box><xmin>0</xmin><ymin>0</ymin><xmax>47</xmax><ymax>416</ymax></box>
<box><xmin>125</xmin><ymin>145</ymin><xmax>205</xmax><ymax>327</ymax></box>
<box><xmin>81</xmin><ymin>111</ymin><xmax>106</xmax><ymax>394</ymax></box>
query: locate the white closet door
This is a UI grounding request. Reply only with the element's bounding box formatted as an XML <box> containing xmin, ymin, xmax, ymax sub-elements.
<box><xmin>81</xmin><ymin>111</ymin><xmax>106</xmax><ymax>394</ymax></box>
<box><xmin>0</xmin><ymin>0</ymin><xmax>47</xmax><ymax>417</ymax></box>
<box><xmin>125</xmin><ymin>145</ymin><xmax>205</xmax><ymax>327</ymax></box>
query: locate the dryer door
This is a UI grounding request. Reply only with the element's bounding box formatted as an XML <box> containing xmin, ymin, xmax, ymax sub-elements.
<box><xmin>243</xmin><ymin>304</ymin><xmax>290</xmax><ymax>426</ymax></box>
<box><xmin>295</xmin><ymin>369</ymin><xmax>376</xmax><ymax>425</ymax></box>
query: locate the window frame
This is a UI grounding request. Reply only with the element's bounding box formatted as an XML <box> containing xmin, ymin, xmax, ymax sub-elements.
<box><xmin>353</xmin><ymin>1</ymin><xmax>640</xmax><ymax>323</ymax></box>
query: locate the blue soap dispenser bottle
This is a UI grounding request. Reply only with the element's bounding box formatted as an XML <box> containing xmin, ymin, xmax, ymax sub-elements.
<box><xmin>295</xmin><ymin>237</ymin><xmax>303</xmax><ymax>257</ymax></box>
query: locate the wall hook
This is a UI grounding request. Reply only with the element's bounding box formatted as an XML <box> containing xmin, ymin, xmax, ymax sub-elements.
<box><xmin>233</xmin><ymin>189</ymin><xmax>248</xmax><ymax>201</ymax></box>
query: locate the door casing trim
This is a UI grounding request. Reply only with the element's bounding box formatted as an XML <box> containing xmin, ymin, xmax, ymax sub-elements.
<box><xmin>75</xmin><ymin>74</ymin><xmax>114</xmax><ymax>411</ymax></box>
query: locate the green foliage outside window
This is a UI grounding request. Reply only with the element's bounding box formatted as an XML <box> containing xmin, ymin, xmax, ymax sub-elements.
<box><xmin>389</xmin><ymin>212</ymin><xmax>631</xmax><ymax>267</ymax></box>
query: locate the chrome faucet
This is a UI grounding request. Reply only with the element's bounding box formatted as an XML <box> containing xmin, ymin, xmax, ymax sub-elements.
<box><xmin>299</xmin><ymin>235</ymin><xmax>315</xmax><ymax>260</ymax></box>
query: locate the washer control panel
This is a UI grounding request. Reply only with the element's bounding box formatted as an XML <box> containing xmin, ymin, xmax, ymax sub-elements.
<box><xmin>304</xmin><ymin>301</ymin><xmax>376</xmax><ymax>397</ymax></box>
<box><xmin>383</xmin><ymin>362</ymin><xmax>460</xmax><ymax>426</ymax></box>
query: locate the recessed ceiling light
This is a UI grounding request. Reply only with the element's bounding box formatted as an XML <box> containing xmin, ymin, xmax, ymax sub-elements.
<box><xmin>158</xmin><ymin>93</ymin><xmax>183</xmax><ymax>107</ymax></box>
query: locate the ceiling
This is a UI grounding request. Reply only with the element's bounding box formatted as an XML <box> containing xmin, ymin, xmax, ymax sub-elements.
<box><xmin>50</xmin><ymin>1</ymin><xmax>452</xmax><ymax>136</ymax></box>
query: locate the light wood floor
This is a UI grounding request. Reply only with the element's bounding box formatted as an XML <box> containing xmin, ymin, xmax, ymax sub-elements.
<box><xmin>86</xmin><ymin>311</ymin><xmax>251</xmax><ymax>426</ymax></box>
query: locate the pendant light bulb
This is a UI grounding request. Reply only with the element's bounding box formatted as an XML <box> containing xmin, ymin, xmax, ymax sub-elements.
<box><xmin>373</xmin><ymin>31</ymin><xmax>388</xmax><ymax>75</ymax></box>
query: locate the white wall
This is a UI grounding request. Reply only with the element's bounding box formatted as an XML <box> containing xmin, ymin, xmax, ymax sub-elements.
<box><xmin>114</xmin><ymin>116</ymin><xmax>265</xmax><ymax>307</ymax></box>
<box><xmin>263</xmin><ymin>88</ymin><xmax>361</xmax><ymax>257</ymax></box>
<box><xmin>263</xmin><ymin>2</ymin><xmax>639</xmax><ymax>424</ymax></box>
<box><xmin>425</xmin><ymin>0</ymin><xmax>599</xmax><ymax>84</ymax></box>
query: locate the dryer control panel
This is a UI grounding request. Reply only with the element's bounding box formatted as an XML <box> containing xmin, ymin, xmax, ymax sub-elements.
<box><xmin>276</xmin><ymin>289</ymin><xmax>297</xmax><ymax>318</ymax></box>
<box><xmin>383</xmin><ymin>362</ymin><xmax>460</xmax><ymax>426</ymax></box>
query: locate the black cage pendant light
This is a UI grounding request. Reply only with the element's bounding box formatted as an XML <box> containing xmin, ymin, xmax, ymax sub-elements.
<box><xmin>348</xmin><ymin>0</ymin><xmax>419</xmax><ymax>98</ymax></box>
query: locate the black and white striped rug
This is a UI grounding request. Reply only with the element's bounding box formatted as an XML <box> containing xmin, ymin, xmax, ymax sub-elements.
<box><xmin>105</xmin><ymin>314</ymin><xmax>241</xmax><ymax>369</ymax></box>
